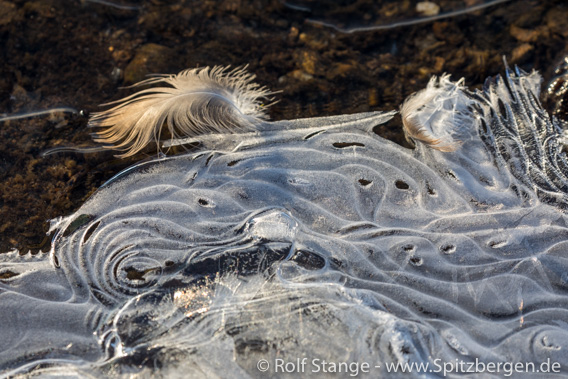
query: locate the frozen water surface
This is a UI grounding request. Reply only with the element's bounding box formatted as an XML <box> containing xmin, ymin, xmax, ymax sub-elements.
<box><xmin>2</xmin><ymin>68</ymin><xmax>568</xmax><ymax>377</ymax></box>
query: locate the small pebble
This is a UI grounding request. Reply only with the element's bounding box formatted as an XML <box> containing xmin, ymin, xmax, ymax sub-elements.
<box><xmin>416</xmin><ymin>1</ymin><xmax>440</xmax><ymax>17</ymax></box>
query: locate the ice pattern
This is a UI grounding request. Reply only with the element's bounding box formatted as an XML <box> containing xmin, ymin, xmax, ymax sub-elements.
<box><xmin>1</xmin><ymin>67</ymin><xmax>568</xmax><ymax>377</ymax></box>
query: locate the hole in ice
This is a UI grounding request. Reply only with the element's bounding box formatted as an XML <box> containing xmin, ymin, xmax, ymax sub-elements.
<box><xmin>402</xmin><ymin>244</ymin><xmax>415</xmax><ymax>253</ymax></box>
<box><xmin>225</xmin><ymin>325</ymin><xmax>244</xmax><ymax>337</ymax></box>
<box><xmin>303</xmin><ymin>129</ymin><xmax>325</xmax><ymax>140</ymax></box>
<box><xmin>426</xmin><ymin>183</ymin><xmax>437</xmax><ymax>196</ymax></box>
<box><xmin>82</xmin><ymin>220</ymin><xmax>101</xmax><ymax>244</ymax></box>
<box><xmin>358</xmin><ymin>178</ymin><xmax>372</xmax><ymax>187</ymax></box>
<box><xmin>489</xmin><ymin>240</ymin><xmax>507</xmax><ymax>248</ymax></box>
<box><xmin>440</xmin><ymin>244</ymin><xmax>456</xmax><ymax>254</ymax></box>
<box><xmin>198</xmin><ymin>198</ymin><xmax>215</xmax><ymax>207</ymax></box>
<box><xmin>228</xmin><ymin>160</ymin><xmax>240</xmax><ymax>167</ymax></box>
<box><xmin>290</xmin><ymin>250</ymin><xmax>326</xmax><ymax>270</ymax></box>
<box><xmin>165</xmin><ymin>260</ymin><xmax>174</xmax><ymax>267</ymax></box>
<box><xmin>112</xmin><ymin>245</ymin><xmax>134</xmax><ymax>279</ymax></box>
<box><xmin>0</xmin><ymin>270</ymin><xmax>19</xmax><ymax>280</ymax></box>
<box><xmin>52</xmin><ymin>254</ymin><xmax>60</xmax><ymax>268</ymax></box>
<box><xmin>116</xmin><ymin>255</ymin><xmax>163</xmax><ymax>289</ymax></box>
<box><xmin>125</xmin><ymin>266</ymin><xmax>157</xmax><ymax>281</ymax></box>
<box><xmin>205</xmin><ymin>154</ymin><xmax>215</xmax><ymax>166</ymax></box>
<box><xmin>395</xmin><ymin>180</ymin><xmax>410</xmax><ymax>190</ymax></box>
<box><xmin>446</xmin><ymin>170</ymin><xmax>459</xmax><ymax>181</ymax></box>
<box><xmin>409</xmin><ymin>256</ymin><xmax>423</xmax><ymax>266</ymax></box>
<box><xmin>332</xmin><ymin>142</ymin><xmax>365</xmax><ymax>148</ymax></box>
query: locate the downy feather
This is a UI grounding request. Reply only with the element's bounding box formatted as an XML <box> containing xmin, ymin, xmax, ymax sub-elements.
<box><xmin>400</xmin><ymin>74</ymin><xmax>470</xmax><ymax>152</ymax></box>
<box><xmin>89</xmin><ymin>66</ymin><xmax>273</xmax><ymax>157</ymax></box>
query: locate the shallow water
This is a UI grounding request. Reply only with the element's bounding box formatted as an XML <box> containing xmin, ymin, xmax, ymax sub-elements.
<box><xmin>2</xmin><ymin>67</ymin><xmax>568</xmax><ymax>377</ymax></box>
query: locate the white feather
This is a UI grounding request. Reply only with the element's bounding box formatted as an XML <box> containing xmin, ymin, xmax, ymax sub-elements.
<box><xmin>89</xmin><ymin>66</ymin><xmax>273</xmax><ymax>157</ymax></box>
<box><xmin>400</xmin><ymin>74</ymin><xmax>471</xmax><ymax>152</ymax></box>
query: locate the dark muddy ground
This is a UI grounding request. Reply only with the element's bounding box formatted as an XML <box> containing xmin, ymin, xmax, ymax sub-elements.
<box><xmin>0</xmin><ymin>0</ymin><xmax>567</xmax><ymax>253</ymax></box>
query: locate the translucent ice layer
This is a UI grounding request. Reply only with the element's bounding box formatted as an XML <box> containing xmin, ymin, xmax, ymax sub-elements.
<box><xmin>1</xmin><ymin>67</ymin><xmax>568</xmax><ymax>377</ymax></box>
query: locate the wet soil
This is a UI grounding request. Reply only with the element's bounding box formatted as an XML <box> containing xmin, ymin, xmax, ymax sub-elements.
<box><xmin>0</xmin><ymin>0</ymin><xmax>567</xmax><ymax>253</ymax></box>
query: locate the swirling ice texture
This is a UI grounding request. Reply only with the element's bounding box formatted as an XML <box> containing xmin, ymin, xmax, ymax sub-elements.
<box><xmin>2</xmin><ymin>69</ymin><xmax>568</xmax><ymax>377</ymax></box>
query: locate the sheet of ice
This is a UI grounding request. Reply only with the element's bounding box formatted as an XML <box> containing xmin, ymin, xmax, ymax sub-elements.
<box><xmin>2</xmin><ymin>68</ymin><xmax>568</xmax><ymax>377</ymax></box>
